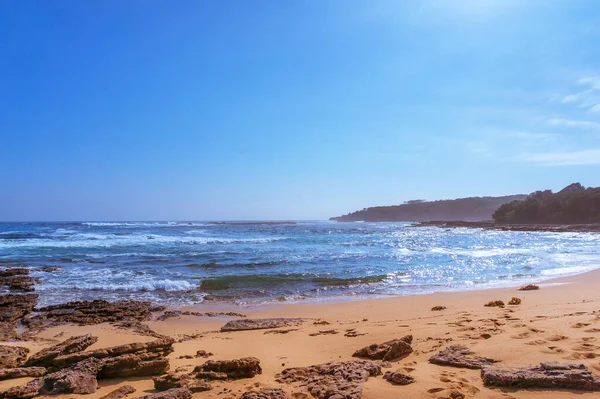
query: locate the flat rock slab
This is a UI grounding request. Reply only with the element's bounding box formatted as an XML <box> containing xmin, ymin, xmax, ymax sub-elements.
<box><xmin>135</xmin><ymin>387</ymin><xmax>192</xmax><ymax>399</ymax></box>
<box><xmin>429</xmin><ymin>345</ymin><xmax>498</xmax><ymax>369</ymax></box>
<box><xmin>0</xmin><ymin>346</ymin><xmax>29</xmax><ymax>369</ymax></box>
<box><xmin>240</xmin><ymin>388</ymin><xmax>289</xmax><ymax>399</ymax></box>
<box><xmin>99</xmin><ymin>385</ymin><xmax>136</xmax><ymax>399</ymax></box>
<box><xmin>193</xmin><ymin>357</ymin><xmax>261</xmax><ymax>379</ymax></box>
<box><xmin>37</xmin><ymin>300</ymin><xmax>165</xmax><ymax>325</ymax></box>
<box><xmin>25</xmin><ymin>334</ymin><xmax>98</xmax><ymax>368</ymax></box>
<box><xmin>277</xmin><ymin>360</ymin><xmax>381</xmax><ymax>399</ymax></box>
<box><xmin>221</xmin><ymin>318</ymin><xmax>305</xmax><ymax>332</ymax></box>
<box><xmin>0</xmin><ymin>368</ymin><xmax>46</xmax><ymax>380</ymax></box>
<box><xmin>353</xmin><ymin>335</ymin><xmax>413</xmax><ymax>361</ymax></box>
<box><xmin>482</xmin><ymin>362</ymin><xmax>600</xmax><ymax>391</ymax></box>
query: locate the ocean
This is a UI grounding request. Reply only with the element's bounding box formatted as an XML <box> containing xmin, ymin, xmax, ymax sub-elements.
<box><xmin>1</xmin><ymin>221</ymin><xmax>599</xmax><ymax>307</ymax></box>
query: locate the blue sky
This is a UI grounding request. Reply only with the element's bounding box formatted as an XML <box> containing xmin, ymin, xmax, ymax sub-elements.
<box><xmin>2</xmin><ymin>0</ymin><xmax>600</xmax><ymax>221</ymax></box>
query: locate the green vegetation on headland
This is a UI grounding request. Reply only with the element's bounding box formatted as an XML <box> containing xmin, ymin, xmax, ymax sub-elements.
<box><xmin>329</xmin><ymin>195</ymin><xmax>526</xmax><ymax>222</ymax></box>
<box><xmin>493</xmin><ymin>183</ymin><xmax>600</xmax><ymax>224</ymax></box>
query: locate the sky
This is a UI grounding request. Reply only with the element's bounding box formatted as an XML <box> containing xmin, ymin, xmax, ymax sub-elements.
<box><xmin>2</xmin><ymin>0</ymin><xmax>600</xmax><ymax>221</ymax></box>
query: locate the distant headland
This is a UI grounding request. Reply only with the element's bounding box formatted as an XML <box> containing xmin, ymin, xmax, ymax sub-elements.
<box><xmin>329</xmin><ymin>195</ymin><xmax>527</xmax><ymax>222</ymax></box>
<box><xmin>330</xmin><ymin>183</ymin><xmax>600</xmax><ymax>226</ymax></box>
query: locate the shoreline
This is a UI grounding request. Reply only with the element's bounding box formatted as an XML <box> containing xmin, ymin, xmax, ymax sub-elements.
<box><xmin>2</xmin><ymin>269</ymin><xmax>600</xmax><ymax>398</ymax></box>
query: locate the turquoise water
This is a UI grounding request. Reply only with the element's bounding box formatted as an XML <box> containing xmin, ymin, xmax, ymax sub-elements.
<box><xmin>1</xmin><ymin>221</ymin><xmax>599</xmax><ymax>307</ymax></box>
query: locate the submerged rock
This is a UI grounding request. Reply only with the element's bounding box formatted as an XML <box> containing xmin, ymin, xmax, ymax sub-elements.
<box><xmin>383</xmin><ymin>371</ymin><xmax>415</xmax><ymax>385</ymax></box>
<box><xmin>429</xmin><ymin>345</ymin><xmax>498</xmax><ymax>369</ymax></box>
<box><xmin>0</xmin><ymin>269</ymin><xmax>29</xmax><ymax>278</ymax></box>
<box><xmin>194</xmin><ymin>357</ymin><xmax>261</xmax><ymax>379</ymax></box>
<box><xmin>221</xmin><ymin>318</ymin><xmax>305</xmax><ymax>332</ymax></box>
<box><xmin>24</xmin><ymin>334</ymin><xmax>98</xmax><ymax>368</ymax></box>
<box><xmin>98</xmin><ymin>385</ymin><xmax>136</xmax><ymax>399</ymax></box>
<box><xmin>352</xmin><ymin>335</ymin><xmax>413</xmax><ymax>361</ymax></box>
<box><xmin>0</xmin><ymin>368</ymin><xmax>46</xmax><ymax>380</ymax></box>
<box><xmin>0</xmin><ymin>346</ymin><xmax>29</xmax><ymax>369</ymax></box>
<box><xmin>481</xmin><ymin>362</ymin><xmax>600</xmax><ymax>390</ymax></box>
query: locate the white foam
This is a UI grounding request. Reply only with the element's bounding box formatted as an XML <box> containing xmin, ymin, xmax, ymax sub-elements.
<box><xmin>38</xmin><ymin>279</ymin><xmax>196</xmax><ymax>292</ymax></box>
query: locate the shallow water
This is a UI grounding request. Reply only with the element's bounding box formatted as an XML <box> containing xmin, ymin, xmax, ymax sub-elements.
<box><xmin>1</xmin><ymin>221</ymin><xmax>599</xmax><ymax>307</ymax></box>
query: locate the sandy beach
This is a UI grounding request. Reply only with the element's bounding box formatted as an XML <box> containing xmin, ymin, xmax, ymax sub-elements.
<box><xmin>2</xmin><ymin>270</ymin><xmax>600</xmax><ymax>399</ymax></box>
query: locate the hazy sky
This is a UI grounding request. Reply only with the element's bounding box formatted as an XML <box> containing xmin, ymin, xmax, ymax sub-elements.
<box><xmin>2</xmin><ymin>0</ymin><xmax>600</xmax><ymax>221</ymax></box>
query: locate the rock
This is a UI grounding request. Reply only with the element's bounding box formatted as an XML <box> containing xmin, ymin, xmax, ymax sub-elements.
<box><xmin>0</xmin><ymin>368</ymin><xmax>46</xmax><ymax>380</ymax></box>
<box><xmin>0</xmin><ymin>276</ymin><xmax>39</xmax><ymax>292</ymax></box>
<box><xmin>429</xmin><ymin>345</ymin><xmax>498</xmax><ymax>369</ymax></box>
<box><xmin>431</xmin><ymin>306</ymin><xmax>447</xmax><ymax>311</ymax></box>
<box><xmin>112</xmin><ymin>321</ymin><xmax>167</xmax><ymax>339</ymax></box>
<box><xmin>0</xmin><ymin>324</ymin><xmax>17</xmax><ymax>341</ymax></box>
<box><xmin>0</xmin><ymin>346</ymin><xmax>29</xmax><ymax>369</ymax></box>
<box><xmin>481</xmin><ymin>362</ymin><xmax>600</xmax><ymax>390</ymax></box>
<box><xmin>152</xmin><ymin>373</ymin><xmax>212</xmax><ymax>393</ymax></box>
<box><xmin>98</xmin><ymin>385</ymin><xmax>136</xmax><ymax>399</ymax></box>
<box><xmin>35</xmin><ymin>266</ymin><xmax>61</xmax><ymax>273</ymax></box>
<box><xmin>277</xmin><ymin>360</ymin><xmax>381</xmax><ymax>399</ymax></box>
<box><xmin>99</xmin><ymin>353</ymin><xmax>170</xmax><ymax>378</ymax></box>
<box><xmin>134</xmin><ymin>387</ymin><xmax>192</xmax><ymax>399</ymax></box>
<box><xmin>484</xmin><ymin>300</ymin><xmax>504</xmax><ymax>307</ymax></box>
<box><xmin>240</xmin><ymin>388</ymin><xmax>290</xmax><ymax>399</ymax></box>
<box><xmin>0</xmin><ymin>294</ymin><xmax>38</xmax><ymax>323</ymax></box>
<box><xmin>37</xmin><ymin>300</ymin><xmax>165</xmax><ymax>325</ymax></box>
<box><xmin>309</xmin><ymin>330</ymin><xmax>338</xmax><ymax>337</ymax></box>
<box><xmin>0</xmin><ymin>269</ymin><xmax>29</xmax><ymax>277</ymax></box>
<box><xmin>508</xmin><ymin>297</ymin><xmax>521</xmax><ymax>305</ymax></box>
<box><xmin>352</xmin><ymin>335</ymin><xmax>413</xmax><ymax>361</ymax></box>
<box><xmin>25</xmin><ymin>334</ymin><xmax>98</xmax><ymax>368</ymax></box>
<box><xmin>193</xmin><ymin>357</ymin><xmax>261</xmax><ymax>379</ymax></box>
<box><xmin>52</xmin><ymin>337</ymin><xmax>174</xmax><ymax>371</ymax></box>
<box><xmin>383</xmin><ymin>371</ymin><xmax>414</xmax><ymax>385</ymax></box>
<box><xmin>38</xmin><ymin>358</ymin><xmax>103</xmax><ymax>395</ymax></box>
<box><xmin>519</xmin><ymin>284</ymin><xmax>539</xmax><ymax>291</ymax></box>
<box><xmin>221</xmin><ymin>318</ymin><xmax>305</xmax><ymax>332</ymax></box>
<box><xmin>0</xmin><ymin>380</ymin><xmax>42</xmax><ymax>399</ymax></box>
<box><xmin>156</xmin><ymin>310</ymin><xmax>246</xmax><ymax>321</ymax></box>
<box><xmin>195</xmin><ymin>350</ymin><xmax>213</xmax><ymax>358</ymax></box>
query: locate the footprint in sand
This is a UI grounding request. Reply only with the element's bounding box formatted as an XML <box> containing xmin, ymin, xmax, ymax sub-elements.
<box><xmin>541</xmin><ymin>346</ymin><xmax>565</xmax><ymax>354</ymax></box>
<box><xmin>584</xmin><ymin>328</ymin><xmax>600</xmax><ymax>333</ymax></box>
<box><xmin>510</xmin><ymin>331</ymin><xmax>531</xmax><ymax>339</ymax></box>
<box><xmin>546</xmin><ymin>334</ymin><xmax>568</xmax><ymax>342</ymax></box>
<box><xmin>525</xmin><ymin>339</ymin><xmax>547</xmax><ymax>346</ymax></box>
<box><xmin>572</xmin><ymin>322</ymin><xmax>591</xmax><ymax>328</ymax></box>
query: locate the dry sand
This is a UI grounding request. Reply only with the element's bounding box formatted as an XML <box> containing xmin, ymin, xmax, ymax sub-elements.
<box><xmin>4</xmin><ymin>270</ymin><xmax>600</xmax><ymax>398</ymax></box>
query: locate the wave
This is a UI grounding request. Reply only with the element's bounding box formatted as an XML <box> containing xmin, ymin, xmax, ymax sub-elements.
<box><xmin>81</xmin><ymin>222</ymin><xmax>207</xmax><ymax>227</ymax></box>
<box><xmin>187</xmin><ymin>260</ymin><xmax>289</xmax><ymax>269</ymax></box>
<box><xmin>199</xmin><ymin>274</ymin><xmax>388</xmax><ymax>291</ymax></box>
<box><xmin>39</xmin><ymin>279</ymin><xmax>196</xmax><ymax>292</ymax></box>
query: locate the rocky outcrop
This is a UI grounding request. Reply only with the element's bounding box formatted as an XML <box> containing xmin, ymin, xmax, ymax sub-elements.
<box><xmin>429</xmin><ymin>345</ymin><xmax>498</xmax><ymax>369</ymax></box>
<box><xmin>156</xmin><ymin>310</ymin><xmax>246</xmax><ymax>321</ymax></box>
<box><xmin>221</xmin><ymin>318</ymin><xmax>305</xmax><ymax>332</ymax></box>
<box><xmin>36</xmin><ymin>300</ymin><xmax>165</xmax><ymax>325</ymax></box>
<box><xmin>0</xmin><ymin>346</ymin><xmax>29</xmax><ymax>369</ymax></box>
<box><xmin>0</xmin><ymin>294</ymin><xmax>39</xmax><ymax>340</ymax></box>
<box><xmin>240</xmin><ymin>389</ymin><xmax>289</xmax><ymax>399</ymax></box>
<box><xmin>0</xmin><ymin>295</ymin><xmax>38</xmax><ymax>323</ymax></box>
<box><xmin>352</xmin><ymin>335</ymin><xmax>413</xmax><ymax>361</ymax></box>
<box><xmin>0</xmin><ymin>269</ymin><xmax>30</xmax><ymax>278</ymax></box>
<box><xmin>134</xmin><ymin>387</ymin><xmax>192</xmax><ymax>399</ymax></box>
<box><xmin>277</xmin><ymin>360</ymin><xmax>381</xmax><ymax>399</ymax></box>
<box><xmin>100</xmin><ymin>354</ymin><xmax>170</xmax><ymax>378</ymax></box>
<box><xmin>484</xmin><ymin>300</ymin><xmax>504</xmax><ymax>308</ymax></box>
<box><xmin>383</xmin><ymin>371</ymin><xmax>414</xmax><ymax>385</ymax></box>
<box><xmin>481</xmin><ymin>362</ymin><xmax>600</xmax><ymax>390</ymax></box>
<box><xmin>0</xmin><ymin>368</ymin><xmax>46</xmax><ymax>380</ymax></box>
<box><xmin>51</xmin><ymin>337</ymin><xmax>174</xmax><ymax>371</ymax></box>
<box><xmin>0</xmin><ymin>277</ymin><xmax>39</xmax><ymax>292</ymax></box>
<box><xmin>98</xmin><ymin>385</ymin><xmax>136</xmax><ymax>399</ymax></box>
<box><xmin>38</xmin><ymin>358</ymin><xmax>102</xmax><ymax>395</ymax></box>
<box><xmin>194</xmin><ymin>357</ymin><xmax>261</xmax><ymax>379</ymax></box>
<box><xmin>24</xmin><ymin>334</ymin><xmax>98</xmax><ymax>368</ymax></box>
<box><xmin>152</xmin><ymin>373</ymin><xmax>212</xmax><ymax>392</ymax></box>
